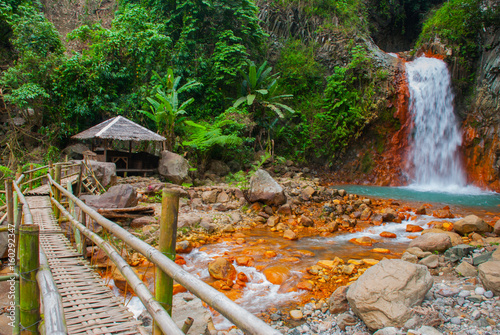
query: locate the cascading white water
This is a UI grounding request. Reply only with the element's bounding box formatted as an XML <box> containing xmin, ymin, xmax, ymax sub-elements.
<box><xmin>405</xmin><ymin>56</ymin><xmax>469</xmax><ymax>192</ymax></box>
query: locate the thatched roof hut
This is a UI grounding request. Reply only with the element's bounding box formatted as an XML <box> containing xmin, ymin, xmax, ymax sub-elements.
<box><xmin>72</xmin><ymin>116</ymin><xmax>165</xmax><ymax>142</ymax></box>
<box><xmin>72</xmin><ymin>116</ymin><xmax>165</xmax><ymax>174</ymax></box>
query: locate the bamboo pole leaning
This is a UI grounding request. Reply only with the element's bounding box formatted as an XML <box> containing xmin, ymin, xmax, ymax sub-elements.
<box><xmin>48</xmin><ymin>175</ymin><xmax>281</xmax><ymax>335</ymax></box>
<box><xmin>50</xmin><ymin>197</ymin><xmax>184</xmax><ymax>335</ymax></box>
<box><xmin>36</xmin><ymin>250</ymin><xmax>67</xmax><ymax>335</ymax></box>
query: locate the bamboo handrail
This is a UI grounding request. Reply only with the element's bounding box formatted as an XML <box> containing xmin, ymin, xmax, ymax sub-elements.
<box><xmin>37</xmin><ymin>250</ymin><xmax>68</xmax><ymax>335</ymax></box>
<box><xmin>13</xmin><ymin>175</ymin><xmax>33</xmax><ymax>226</ymax></box>
<box><xmin>51</xmin><ymin>197</ymin><xmax>184</xmax><ymax>335</ymax></box>
<box><xmin>48</xmin><ymin>174</ymin><xmax>281</xmax><ymax>335</ymax></box>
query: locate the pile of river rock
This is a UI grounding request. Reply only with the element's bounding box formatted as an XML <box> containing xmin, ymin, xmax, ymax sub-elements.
<box><xmin>89</xmin><ymin>167</ymin><xmax>500</xmax><ymax>335</ymax></box>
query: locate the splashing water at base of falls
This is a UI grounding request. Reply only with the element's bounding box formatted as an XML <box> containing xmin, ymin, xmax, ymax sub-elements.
<box><xmin>405</xmin><ymin>57</ymin><xmax>480</xmax><ymax>194</ymax></box>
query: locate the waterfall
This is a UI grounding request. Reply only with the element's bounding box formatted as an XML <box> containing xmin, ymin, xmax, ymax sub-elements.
<box><xmin>405</xmin><ymin>56</ymin><xmax>470</xmax><ymax>193</ymax></box>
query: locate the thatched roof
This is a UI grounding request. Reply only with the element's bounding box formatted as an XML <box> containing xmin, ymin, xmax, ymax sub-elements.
<box><xmin>72</xmin><ymin>116</ymin><xmax>165</xmax><ymax>142</ymax></box>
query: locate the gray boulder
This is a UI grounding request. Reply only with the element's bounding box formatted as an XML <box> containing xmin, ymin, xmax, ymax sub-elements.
<box><xmin>328</xmin><ymin>285</ymin><xmax>349</xmax><ymax>314</ymax></box>
<box><xmin>85</xmin><ymin>160</ymin><xmax>116</xmax><ymax>187</ymax></box>
<box><xmin>62</xmin><ymin>143</ymin><xmax>90</xmax><ymax>160</ymax></box>
<box><xmin>408</xmin><ymin>233</ymin><xmax>452</xmax><ymax>252</ymax></box>
<box><xmin>172</xmin><ymin>292</ymin><xmax>212</xmax><ymax>335</ymax></box>
<box><xmin>82</xmin><ymin>184</ymin><xmax>138</xmax><ymax>209</ymax></box>
<box><xmin>159</xmin><ymin>150</ymin><xmax>190</xmax><ymax>185</ymax></box>
<box><xmin>346</xmin><ymin>259</ymin><xmax>433</xmax><ymax>331</ymax></box>
<box><xmin>494</xmin><ymin>220</ymin><xmax>500</xmax><ymax>236</ymax></box>
<box><xmin>453</xmin><ymin>215</ymin><xmax>493</xmax><ymax>235</ymax></box>
<box><xmin>478</xmin><ymin>260</ymin><xmax>500</xmax><ymax>295</ymax></box>
<box><xmin>455</xmin><ymin>261</ymin><xmax>477</xmax><ymax>277</ymax></box>
<box><xmin>178</xmin><ymin>213</ymin><xmax>202</xmax><ymax>229</ymax></box>
<box><xmin>246</xmin><ymin>169</ymin><xmax>286</xmax><ymax>206</ymax></box>
<box><xmin>208</xmin><ymin>160</ymin><xmax>231</xmax><ymax>177</ymax></box>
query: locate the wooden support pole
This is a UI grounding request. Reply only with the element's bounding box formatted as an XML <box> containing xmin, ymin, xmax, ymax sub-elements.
<box><xmin>6</xmin><ymin>179</ymin><xmax>13</xmax><ymax>226</ymax></box>
<box><xmin>19</xmin><ymin>224</ymin><xmax>40</xmax><ymax>335</ymax></box>
<box><xmin>28</xmin><ymin>164</ymin><xmax>33</xmax><ymax>190</ymax></box>
<box><xmin>54</xmin><ymin>165</ymin><xmax>61</xmax><ymax>221</ymax></box>
<box><xmin>67</xmin><ymin>181</ymin><xmax>82</xmax><ymax>253</ymax></box>
<box><xmin>14</xmin><ymin>265</ymin><xmax>20</xmax><ymax>335</ymax></box>
<box><xmin>76</xmin><ymin>162</ymin><xmax>84</xmax><ymax>197</ymax></box>
<box><xmin>154</xmin><ymin>189</ymin><xmax>179</xmax><ymax>335</ymax></box>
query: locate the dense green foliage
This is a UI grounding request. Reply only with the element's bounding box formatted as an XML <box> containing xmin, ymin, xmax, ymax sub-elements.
<box><xmin>417</xmin><ymin>0</ymin><xmax>482</xmax><ymax>60</ymax></box>
<box><xmin>0</xmin><ymin>0</ymin><xmax>425</xmax><ymax>171</ymax></box>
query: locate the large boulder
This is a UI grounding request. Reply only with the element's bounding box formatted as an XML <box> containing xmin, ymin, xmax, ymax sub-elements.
<box><xmin>207</xmin><ymin>160</ymin><xmax>231</xmax><ymax>177</ymax></box>
<box><xmin>82</xmin><ymin>184</ymin><xmax>138</xmax><ymax>209</ymax></box>
<box><xmin>421</xmin><ymin>229</ymin><xmax>462</xmax><ymax>246</ymax></box>
<box><xmin>172</xmin><ymin>292</ymin><xmax>212</xmax><ymax>335</ymax></box>
<box><xmin>85</xmin><ymin>160</ymin><xmax>116</xmax><ymax>187</ymax></box>
<box><xmin>408</xmin><ymin>233</ymin><xmax>452</xmax><ymax>252</ymax></box>
<box><xmin>346</xmin><ymin>259</ymin><xmax>433</xmax><ymax>331</ymax></box>
<box><xmin>478</xmin><ymin>260</ymin><xmax>500</xmax><ymax>295</ymax></box>
<box><xmin>158</xmin><ymin>150</ymin><xmax>190</xmax><ymax>185</ymax></box>
<box><xmin>62</xmin><ymin>143</ymin><xmax>90</xmax><ymax>160</ymax></box>
<box><xmin>246</xmin><ymin>169</ymin><xmax>286</xmax><ymax>206</ymax></box>
<box><xmin>453</xmin><ymin>215</ymin><xmax>493</xmax><ymax>235</ymax></box>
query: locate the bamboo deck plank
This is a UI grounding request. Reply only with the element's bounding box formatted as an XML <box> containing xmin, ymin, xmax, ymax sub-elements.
<box><xmin>26</xmin><ymin>175</ymin><xmax>79</xmax><ymax>195</ymax></box>
<box><xmin>27</xmin><ymin>196</ymin><xmax>141</xmax><ymax>335</ymax></box>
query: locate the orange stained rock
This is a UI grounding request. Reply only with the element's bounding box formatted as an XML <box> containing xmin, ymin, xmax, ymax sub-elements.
<box><xmin>175</xmin><ymin>255</ymin><xmax>187</xmax><ymax>265</ymax></box>
<box><xmin>233</xmin><ymin>233</ymin><xmax>246</xmax><ymax>238</ymax></box>
<box><xmin>407</xmin><ymin>235</ymin><xmax>418</xmax><ymax>239</ymax></box>
<box><xmin>317</xmin><ymin>257</ymin><xmax>342</xmax><ymax>269</ymax></box>
<box><xmin>349</xmin><ymin>236</ymin><xmax>376</xmax><ymax>246</ymax></box>
<box><xmin>208</xmin><ymin>258</ymin><xmax>237</xmax><ymax>281</ymax></box>
<box><xmin>406</xmin><ymin>224</ymin><xmax>424</xmax><ymax>232</ymax></box>
<box><xmin>263</xmin><ymin>265</ymin><xmax>291</xmax><ymax>285</ymax></box>
<box><xmin>265</xmin><ymin>250</ymin><xmax>278</xmax><ymax>258</ymax></box>
<box><xmin>235</xmin><ymin>256</ymin><xmax>254</xmax><ymax>267</ymax></box>
<box><xmin>297</xmin><ymin>281</ymin><xmax>314</xmax><ymax>291</ymax></box>
<box><xmin>173</xmin><ymin>284</ymin><xmax>187</xmax><ymax>295</ymax></box>
<box><xmin>433</xmin><ymin>207</ymin><xmax>454</xmax><ymax>219</ymax></box>
<box><xmin>236</xmin><ymin>238</ymin><xmax>246</xmax><ymax>245</ymax></box>
<box><xmin>283</xmin><ymin>229</ymin><xmax>298</xmax><ymax>240</ymax></box>
<box><xmin>372</xmin><ymin>248</ymin><xmax>391</xmax><ymax>254</ymax></box>
<box><xmin>237</xmin><ymin>272</ymin><xmax>249</xmax><ymax>282</ymax></box>
<box><xmin>380</xmin><ymin>231</ymin><xmax>397</xmax><ymax>238</ymax></box>
<box><xmin>281</xmin><ymin>257</ymin><xmax>301</xmax><ymax>263</ymax></box>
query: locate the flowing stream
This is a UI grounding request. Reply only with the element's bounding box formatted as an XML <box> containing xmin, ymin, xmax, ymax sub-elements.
<box><xmin>405</xmin><ymin>56</ymin><xmax>472</xmax><ymax>193</ymax></box>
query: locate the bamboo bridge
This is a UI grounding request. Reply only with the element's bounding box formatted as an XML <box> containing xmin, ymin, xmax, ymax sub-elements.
<box><xmin>0</xmin><ymin>162</ymin><xmax>280</xmax><ymax>335</ymax></box>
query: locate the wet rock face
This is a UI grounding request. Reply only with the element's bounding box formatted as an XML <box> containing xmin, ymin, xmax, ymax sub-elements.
<box><xmin>208</xmin><ymin>258</ymin><xmax>236</xmax><ymax>281</ymax></box>
<box><xmin>246</xmin><ymin>169</ymin><xmax>287</xmax><ymax>206</ymax></box>
<box><xmin>346</xmin><ymin>259</ymin><xmax>433</xmax><ymax>331</ymax></box>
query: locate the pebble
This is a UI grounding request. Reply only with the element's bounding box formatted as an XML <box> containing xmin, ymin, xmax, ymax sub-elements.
<box><xmin>450</xmin><ymin>317</ymin><xmax>462</xmax><ymax>325</ymax></box>
<box><xmin>484</xmin><ymin>291</ymin><xmax>494</xmax><ymax>299</ymax></box>
<box><xmin>475</xmin><ymin>287</ymin><xmax>486</xmax><ymax>295</ymax></box>
<box><xmin>459</xmin><ymin>290</ymin><xmax>471</xmax><ymax>297</ymax></box>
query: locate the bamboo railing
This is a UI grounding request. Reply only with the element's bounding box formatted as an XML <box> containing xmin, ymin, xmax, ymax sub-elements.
<box><xmin>2</xmin><ymin>174</ymin><xmax>68</xmax><ymax>335</ymax></box>
<box><xmin>48</xmin><ymin>174</ymin><xmax>281</xmax><ymax>335</ymax></box>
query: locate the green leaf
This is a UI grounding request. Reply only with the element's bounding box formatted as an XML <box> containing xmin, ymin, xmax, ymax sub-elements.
<box><xmin>233</xmin><ymin>96</ymin><xmax>247</xmax><ymax>108</ymax></box>
<box><xmin>247</xmin><ymin>94</ymin><xmax>256</xmax><ymax>105</ymax></box>
<box><xmin>255</xmin><ymin>89</ymin><xmax>268</xmax><ymax>95</ymax></box>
